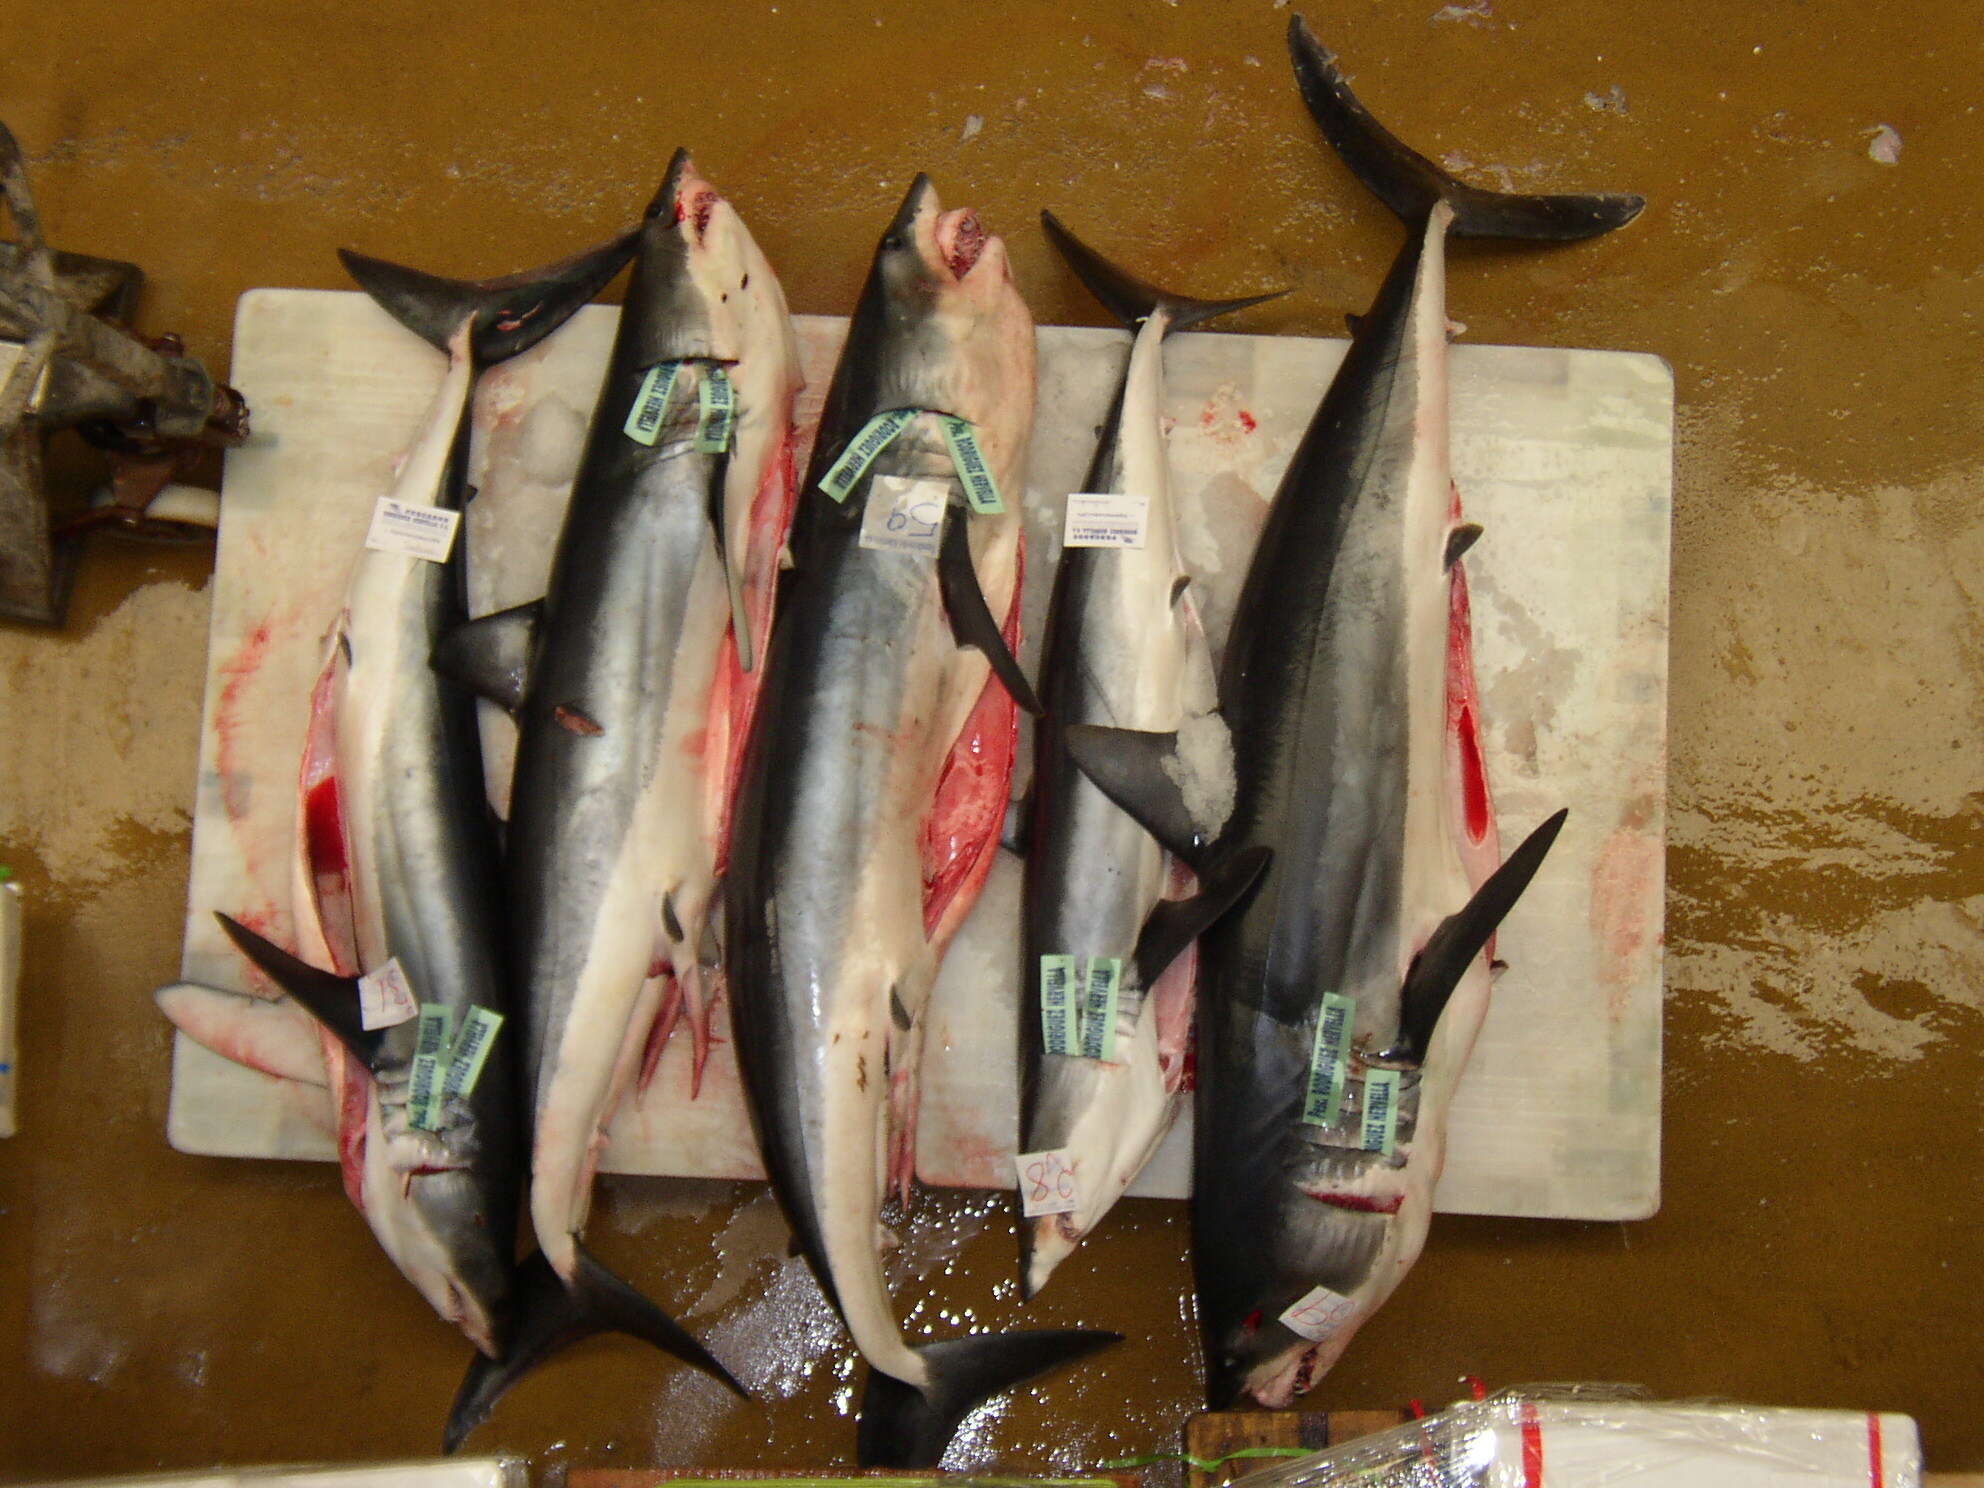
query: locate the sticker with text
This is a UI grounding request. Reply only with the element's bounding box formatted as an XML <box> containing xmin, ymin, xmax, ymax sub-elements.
<box><xmin>1040</xmin><ymin>953</ymin><xmax>1080</xmax><ymax>1056</ymax></box>
<box><xmin>1078</xmin><ymin>956</ymin><xmax>1122</xmax><ymax>1062</ymax></box>
<box><xmin>1015</xmin><ymin>1147</ymin><xmax>1080</xmax><ymax>1217</ymax></box>
<box><xmin>365</xmin><ymin>498</ymin><xmax>461</xmax><ymax>564</ymax></box>
<box><xmin>356</xmin><ymin>957</ymin><xmax>417</xmax><ymax>1031</ymax></box>
<box><xmin>1279</xmin><ymin>1282</ymin><xmax>1360</xmax><ymax>1342</ymax></box>
<box><xmin>1063</xmin><ymin>492</ymin><xmax>1151</xmax><ymax>550</ymax></box>
<box><xmin>623</xmin><ymin>360</ymin><xmax>683</xmax><ymax>445</ymax></box>
<box><xmin>1360</xmin><ymin>1068</ymin><xmax>1400</xmax><ymax>1156</ymax></box>
<box><xmin>858</xmin><ymin>475</ymin><xmax>949</xmax><ymax>558</ymax></box>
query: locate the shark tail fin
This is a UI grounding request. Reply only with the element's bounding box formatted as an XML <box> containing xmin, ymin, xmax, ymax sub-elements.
<box><xmin>444</xmin><ymin>1245</ymin><xmax>744</xmax><ymax>1453</ymax></box>
<box><xmin>338</xmin><ymin>228</ymin><xmax>638</xmax><ymax>368</ymax></box>
<box><xmin>1040</xmin><ymin>211</ymin><xmax>1283</xmax><ymax>334</ymax></box>
<box><xmin>1287</xmin><ymin>16</ymin><xmax>1644</xmax><ymax>242</ymax></box>
<box><xmin>855</xmin><ymin>1329</ymin><xmax>1121</xmax><ymax>1468</ymax></box>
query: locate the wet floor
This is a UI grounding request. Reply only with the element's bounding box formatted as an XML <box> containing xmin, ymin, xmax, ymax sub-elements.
<box><xmin>3</xmin><ymin>0</ymin><xmax>1980</xmax><ymax>1478</ymax></box>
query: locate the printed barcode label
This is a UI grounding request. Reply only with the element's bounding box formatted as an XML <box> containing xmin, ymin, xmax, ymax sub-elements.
<box><xmin>365</xmin><ymin>498</ymin><xmax>461</xmax><ymax>564</ymax></box>
<box><xmin>858</xmin><ymin>475</ymin><xmax>949</xmax><ymax>558</ymax></box>
<box><xmin>1301</xmin><ymin>993</ymin><xmax>1355</xmax><ymax>1127</ymax></box>
<box><xmin>1040</xmin><ymin>954</ymin><xmax>1080</xmax><ymax>1056</ymax></box>
<box><xmin>414</xmin><ymin>1003</ymin><xmax>454</xmax><ymax>1060</ymax></box>
<box><xmin>406</xmin><ymin>1003</ymin><xmax>455</xmax><ymax>1132</ymax></box>
<box><xmin>623</xmin><ymin>361</ymin><xmax>682</xmax><ymax>445</ymax></box>
<box><xmin>1063</xmin><ymin>492</ymin><xmax>1151</xmax><ymax>549</ymax></box>
<box><xmin>939</xmin><ymin>415</ymin><xmax>1004</xmax><ymax>514</ymax></box>
<box><xmin>356</xmin><ymin>957</ymin><xmax>417</xmax><ymax>1031</ymax></box>
<box><xmin>1279</xmin><ymin>1282</ymin><xmax>1359</xmax><ymax>1342</ymax></box>
<box><xmin>1361</xmin><ymin>1068</ymin><xmax>1400</xmax><ymax>1155</ymax></box>
<box><xmin>694</xmin><ymin>364</ymin><xmax>735</xmax><ymax>453</ymax></box>
<box><xmin>820</xmin><ymin>408</ymin><xmax>917</xmax><ymax>501</ymax></box>
<box><xmin>442</xmin><ymin>1006</ymin><xmax>504</xmax><ymax>1100</ymax></box>
<box><xmin>1015</xmin><ymin>1147</ymin><xmax>1080</xmax><ymax>1217</ymax></box>
<box><xmin>1079</xmin><ymin>956</ymin><xmax>1122</xmax><ymax>1062</ymax></box>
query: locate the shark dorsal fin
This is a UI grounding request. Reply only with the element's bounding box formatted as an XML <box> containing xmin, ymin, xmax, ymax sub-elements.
<box><xmin>1131</xmin><ymin>846</ymin><xmax>1271</xmax><ymax>989</ymax></box>
<box><xmin>432</xmin><ymin>601</ymin><xmax>543</xmax><ymax>712</ymax></box>
<box><xmin>1385</xmin><ymin>809</ymin><xmax>1568</xmax><ymax>1065</ymax></box>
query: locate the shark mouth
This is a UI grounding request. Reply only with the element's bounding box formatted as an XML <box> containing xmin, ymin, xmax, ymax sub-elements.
<box><xmin>936</xmin><ymin>207</ymin><xmax>986</xmax><ymax>278</ymax></box>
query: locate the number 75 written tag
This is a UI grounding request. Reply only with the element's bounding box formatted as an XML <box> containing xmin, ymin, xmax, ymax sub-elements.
<box><xmin>858</xmin><ymin>475</ymin><xmax>949</xmax><ymax>557</ymax></box>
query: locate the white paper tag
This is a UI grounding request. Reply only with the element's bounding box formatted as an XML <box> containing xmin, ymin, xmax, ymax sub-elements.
<box><xmin>858</xmin><ymin>475</ymin><xmax>949</xmax><ymax>557</ymax></box>
<box><xmin>1063</xmin><ymin>492</ymin><xmax>1151</xmax><ymax>550</ymax></box>
<box><xmin>357</xmin><ymin>958</ymin><xmax>418</xmax><ymax>1030</ymax></box>
<box><xmin>1014</xmin><ymin>1147</ymin><xmax>1081</xmax><ymax>1217</ymax></box>
<box><xmin>1279</xmin><ymin>1282</ymin><xmax>1360</xmax><ymax>1342</ymax></box>
<box><xmin>365</xmin><ymin>498</ymin><xmax>461</xmax><ymax>564</ymax></box>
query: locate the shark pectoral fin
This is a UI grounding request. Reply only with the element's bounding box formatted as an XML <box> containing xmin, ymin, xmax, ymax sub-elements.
<box><xmin>1131</xmin><ymin>845</ymin><xmax>1272</xmax><ymax>989</ymax></box>
<box><xmin>937</xmin><ymin>505</ymin><xmax>1042</xmax><ymax>716</ymax></box>
<box><xmin>855</xmin><ymin>1329</ymin><xmax>1121</xmax><ymax>1469</ymax></box>
<box><xmin>154</xmin><ymin>981</ymin><xmax>330</xmax><ymax>1086</ymax></box>
<box><xmin>444</xmin><ymin>1245</ymin><xmax>745</xmax><ymax>1453</ymax></box>
<box><xmin>212</xmin><ymin>913</ymin><xmax>386</xmax><ymax>1073</ymax></box>
<box><xmin>1061</xmin><ymin>724</ymin><xmax>1209</xmax><ymax>869</ymax></box>
<box><xmin>1389</xmin><ymin>808</ymin><xmax>1569</xmax><ymax>1064</ymax></box>
<box><xmin>1444</xmin><ymin>523</ymin><xmax>1483</xmax><ymax>569</ymax></box>
<box><xmin>433</xmin><ymin>600</ymin><xmax>542</xmax><ymax>712</ymax></box>
<box><xmin>1000</xmin><ymin>784</ymin><xmax>1033</xmax><ymax>857</ymax></box>
<box><xmin>703</xmin><ymin>449</ymin><xmax>756</xmax><ymax>670</ymax></box>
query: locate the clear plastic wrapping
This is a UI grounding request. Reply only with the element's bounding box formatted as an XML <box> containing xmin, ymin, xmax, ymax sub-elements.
<box><xmin>1233</xmin><ymin>1388</ymin><xmax>1921</xmax><ymax>1488</ymax></box>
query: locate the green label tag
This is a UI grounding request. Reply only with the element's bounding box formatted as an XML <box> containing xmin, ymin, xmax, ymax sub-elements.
<box><xmin>415</xmin><ymin>1003</ymin><xmax>454</xmax><ymax>1060</ymax></box>
<box><xmin>623</xmin><ymin>361</ymin><xmax>683</xmax><ymax>446</ymax></box>
<box><xmin>1301</xmin><ymin>994</ymin><xmax>1354</xmax><ymax>1128</ymax></box>
<box><xmin>820</xmin><ymin>408</ymin><xmax>917</xmax><ymax>501</ymax></box>
<box><xmin>940</xmin><ymin>415</ymin><xmax>1004</xmax><ymax>514</ymax></box>
<box><xmin>1040</xmin><ymin>954</ymin><xmax>1080</xmax><ymax>1056</ymax></box>
<box><xmin>1361</xmin><ymin>1069</ymin><xmax>1400</xmax><ymax>1155</ymax></box>
<box><xmin>407</xmin><ymin>1004</ymin><xmax>455</xmax><ymax>1131</ymax></box>
<box><xmin>1302</xmin><ymin>1056</ymin><xmax>1346</xmax><ymax>1128</ymax></box>
<box><xmin>442</xmin><ymin>1007</ymin><xmax>504</xmax><ymax>1100</ymax></box>
<box><xmin>1079</xmin><ymin>957</ymin><xmax>1122</xmax><ymax>1062</ymax></box>
<box><xmin>694</xmin><ymin>364</ymin><xmax>735</xmax><ymax>453</ymax></box>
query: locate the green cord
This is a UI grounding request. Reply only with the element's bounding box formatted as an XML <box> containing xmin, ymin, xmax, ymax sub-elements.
<box><xmin>1099</xmin><ymin>1447</ymin><xmax>1316</xmax><ymax>1471</ymax></box>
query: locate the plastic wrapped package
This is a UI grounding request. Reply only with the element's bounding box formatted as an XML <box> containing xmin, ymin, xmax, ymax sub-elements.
<box><xmin>16</xmin><ymin>1460</ymin><xmax>528</xmax><ymax>1488</ymax></box>
<box><xmin>1233</xmin><ymin>1389</ymin><xmax>1921</xmax><ymax>1488</ymax></box>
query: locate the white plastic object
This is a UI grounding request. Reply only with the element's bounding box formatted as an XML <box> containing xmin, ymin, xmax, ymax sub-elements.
<box><xmin>1236</xmin><ymin>1389</ymin><xmax>1922</xmax><ymax>1488</ymax></box>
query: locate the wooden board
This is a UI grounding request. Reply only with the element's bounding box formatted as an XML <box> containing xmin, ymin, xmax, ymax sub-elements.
<box><xmin>1185</xmin><ymin>1410</ymin><xmax>1407</xmax><ymax>1488</ymax></box>
<box><xmin>165</xmin><ymin>289</ymin><xmax>1671</xmax><ymax>1221</ymax></box>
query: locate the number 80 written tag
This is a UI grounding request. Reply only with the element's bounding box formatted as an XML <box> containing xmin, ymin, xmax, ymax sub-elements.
<box><xmin>858</xmin><ymin>475</ymin><xmax>949</xmax><ymax>557</ymax></box>
<box><xmin>1015</xmin><ymin>1147</ymin><xmax>1080</xmax><ymax>1217</ymax></box>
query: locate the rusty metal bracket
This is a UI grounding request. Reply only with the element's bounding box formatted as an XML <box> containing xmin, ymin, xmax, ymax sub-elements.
<box><xmin>0</xmin><ymin>121</ymin><xmax>248</xmax><ymax>626</ymax></box>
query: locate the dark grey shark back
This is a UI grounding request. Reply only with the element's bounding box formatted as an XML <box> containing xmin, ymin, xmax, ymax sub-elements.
<box><xmin>1190</xmin><ymin>18</ymin><xmax>1637</xmax><ymax>1406</ymax></box>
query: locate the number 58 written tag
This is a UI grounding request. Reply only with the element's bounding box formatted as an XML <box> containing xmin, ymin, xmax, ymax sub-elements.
<box><xmin>858</xmin><ymin>475</ymin><xmax>949</xmax><ymax>557</ymax></box>
<box><xmin>1015</xmin><ymin>1147</ymin><xmax>1080</xmax><ymax>1217</ymax></box>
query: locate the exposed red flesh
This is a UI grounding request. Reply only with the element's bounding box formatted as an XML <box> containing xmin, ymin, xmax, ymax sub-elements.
<box><xmin>919</xmin><ymin>541</ymin><xmax>1024</xmax><ymax>940</ymax></box>
<box><xmin>713</xmin><ymin>431</ymin><xmax>799</xmax><ymax>874</ymax></box>
<box><xmin>939</xmin><ymin>210</ymin><xmax>986</xmax><ymax>278</ymax></box>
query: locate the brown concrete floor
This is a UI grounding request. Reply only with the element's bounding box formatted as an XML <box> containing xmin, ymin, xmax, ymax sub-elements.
<box><xmin>3</xmin><ymin>0</ymin><xmax>1980</xmax><ymax>1478</ymax></box>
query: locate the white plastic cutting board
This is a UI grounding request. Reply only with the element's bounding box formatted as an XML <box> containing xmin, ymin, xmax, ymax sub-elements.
<box><xmin>167</xmin><ymin>288</ymin><xmax>1670</xmax><ymax>1221</ymax></box>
